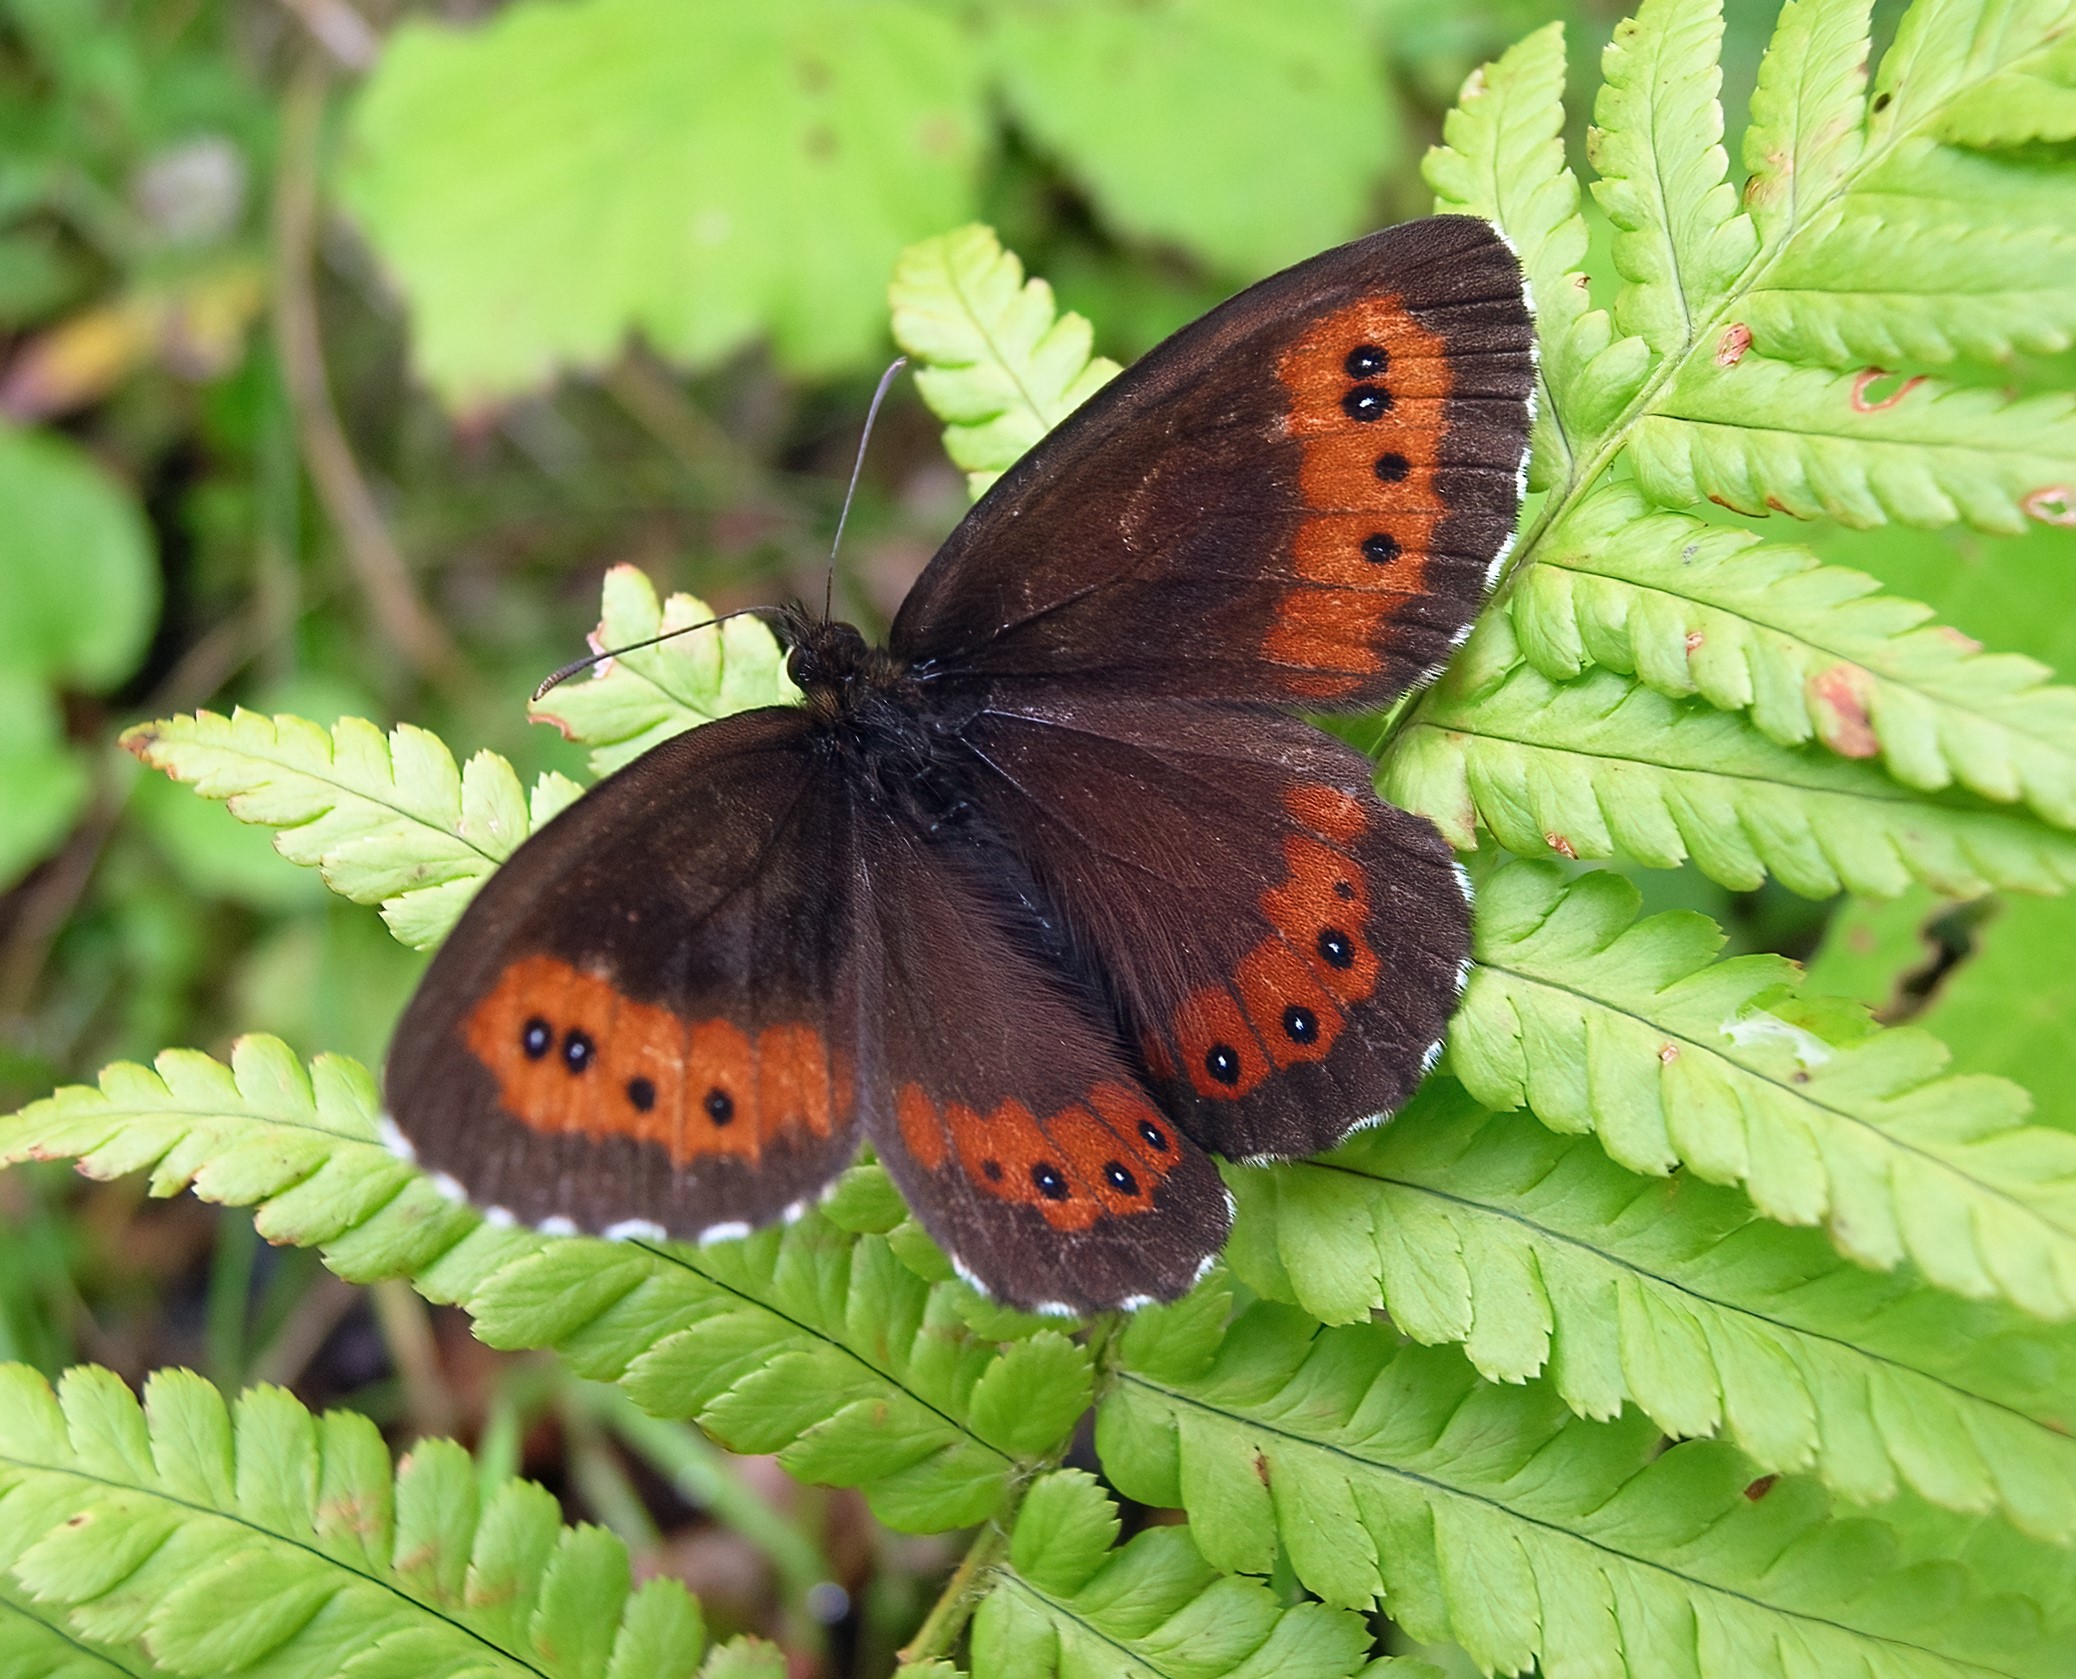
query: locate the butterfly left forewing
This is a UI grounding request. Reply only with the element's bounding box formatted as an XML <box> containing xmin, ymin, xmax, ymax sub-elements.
<box><xmin>951</xmin><ymin>695</ymin><xmax>1469</xmax><ymax>1161</ymax></box>
<box><xmin>385</xmin><ymin>708</ymin><xmax>866</xmax><ymax>1239</ymax></box>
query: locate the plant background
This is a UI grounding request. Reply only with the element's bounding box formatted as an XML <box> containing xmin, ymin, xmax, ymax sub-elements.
<box><xmin>0</xmin><ymin>0</ymin><xmax>2069</xmax><ymax>1672</ymax></box>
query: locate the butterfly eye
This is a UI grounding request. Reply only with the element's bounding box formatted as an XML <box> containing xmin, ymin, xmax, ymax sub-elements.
<box><xmin>1344</xmin><ymin>343</ymin><xmax>1389</xmax><ymax>378</ymax></box>
<box><xmin>520</xmin><ymin>1017</ymin><xmax>553</xmax><ymax>1059</ymax></box>
<box><xmin>562</xmin><ymin>1029</ymin><xmax>595</xmax><ymax>1072</ymax></box>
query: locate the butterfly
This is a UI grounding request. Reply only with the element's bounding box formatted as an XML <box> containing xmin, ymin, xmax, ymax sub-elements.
<box><xmin>384</xmin><ymin>216</ymin><xmax>1534</xmax><ymax>1315</ymax></box>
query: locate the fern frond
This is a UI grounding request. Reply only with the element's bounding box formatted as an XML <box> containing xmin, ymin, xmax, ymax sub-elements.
<box><xmin>1225</xmin><ymin>1079</ymin><xmax>2076</xmax><ymax>1538</ymax></box>
<box><xmin>1741</xmin><ymin>0</ymin><xmax>1871</xmax><ymax>252</ymax></box>
<box><xmin>1387</xmin><ymin>621</ymin><xmax>2076</xmax><ymax>898</ymax></box>
<box><xmin>971</xmin><ymin>1471</ymin><xmax>1376</xmax><ymax>1679</ymax></box>
<box><xmin>1588</xmin><ymin>0</ymin><xmax>1757</xmax><ymax>362</ymax></box>
<box><xmin>1937</xmin><ymin>29</ymin><xmax>2076</xmax><ymax>145</ymax></box>
<box><xmin>1423</xmin><ymin>24</ymin><xmax>1638</xmax><ymax>493</ymax></box>
<box><xmin>0</xmin><ymin>1039</ymin><xmax>1090</xmax><ymax>1533</ymax></box>
<box><xmin>526</xmin><ymin>564</ymin><xmax>798</xmax><ymax>778</ymax></box>
<box><xmin>0</xmin><ymin>1585</ymin><xmax>147</xmax><ymax>1677</ymax></box>
<box><xmin>888</xmin><ymin>224</ymin><xmax>1119</xmax><ymax>499</ymax></box>
<box><xmin>1098</xmin><ymin>1291</ymin><xmax>2074</xmax><ymax>1678</ymax></box>
<box><xmin>0</xmin><ymin>1363</ymin><xmax>705</xmax><ymax>1678</ymax></box>
<box><xmin>119</xmin><ymin>711</ymin><xmax>572</xmax><ymax>952</ymax></box>
<box><xmin>1450</xmin><ymin>863</ymin><xmax>2076</xmax><ymax>1318</ymax></box>
<box><xmin>1632</xmin><ymin>351</ymin><xmax>2076</xmax><ymax>531</ymax></box>
<box><xmin>1512</xmin><ymin>484</ymin><xmax>2076</xmax><ymax>821</ymax></box>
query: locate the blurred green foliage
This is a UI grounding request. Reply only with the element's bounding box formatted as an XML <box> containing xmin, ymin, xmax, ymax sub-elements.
<box><xmin>0</xmin><ymin>0</ymin><xmax>2067</xmax><ymax>1670</ymax></box>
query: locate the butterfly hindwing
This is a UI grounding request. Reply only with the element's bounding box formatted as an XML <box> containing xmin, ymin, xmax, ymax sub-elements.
<box><xmin>385</xmin><ymin>708</ymin><xmax>866</xmax><ymax>1240</ymax></box>
<box><xmin>891</xmin><ymin>216</ymin><xmax>1533</xmax><ymax>710</ymax></box>
<box><xmin>851</xmin><ymin>812</ymin><xmax>1232</xmax><ymax>1315</ymax></box>
<box><xmin>953</xmin><ymin>695</ymin><xmax>1469</xmax><ymax>1160</ymax></box>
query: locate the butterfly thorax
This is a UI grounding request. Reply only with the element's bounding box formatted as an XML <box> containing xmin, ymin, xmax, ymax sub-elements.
<box><xmin>786</xmin><ymin>616</ymin><xmax>947</xmax><ymax>807</ymax></box>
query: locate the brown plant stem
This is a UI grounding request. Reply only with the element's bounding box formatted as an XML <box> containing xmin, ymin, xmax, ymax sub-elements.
<box><xmin>272</xmin><ymin>57</ymin><xmax>457</xmax><ymax>684</ymax></box>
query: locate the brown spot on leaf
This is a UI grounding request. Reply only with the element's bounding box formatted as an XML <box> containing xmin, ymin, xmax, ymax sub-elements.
<box><xmin>1253</xmin><ymin>1451</ymin><xmax>1272</xmax><ymax>1486</ymax></box>
<box><xmin>1935</xmin><ymin>625</ymin><xmax>1983</xmax><ymax>653</ymax></box>
<box><xmin>1715</xmin><ymin>324</ymin><xmax>1752</xmax><ymax>366</ymax></box>
<box><xmin>1684</xmin><ymin>630</ymin><xmax>1705</xmax><ymax>653</ymax></box>
<box><xmin>1850</xmin><ymin>369</ymin><xmax>1926</xmax><ymax>413</ymax></box>
<box><xmin>1808</xmin><ymin>663</ymin><xmax>1879</xmax><ymax>758</ymax></box>
<box><xmin>1544</xmin><ymin>832</ymin><xmax>1578</xmax><ymax>860</ymax></box>
<box><xmin>1744</xmin><ymin>1475</ymin><xmax>1777</xmax><ymax>1501</ymax></box>
<box><xmin>1659</xmin><ymin>1043</ymin><xmax>1680</xmax><ymax>1064</ymax></box>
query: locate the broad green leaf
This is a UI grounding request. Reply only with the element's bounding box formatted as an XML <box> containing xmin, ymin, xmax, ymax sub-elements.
<box><xmin>1101</xmin><ymin>1299</ymin><xmax>2076</xmax><ymax>1677</ymax></box>
<box><xmin>0</xmin><ymin>1038</ymin><xmax>1088</xmax><ymax>1533</ymax></box>
<box><xmin>1587</xmin><ymin>0</ymin><xmax>1757</xmax><ymax>360</ymax></box>
<box><xmin>889</xmin><ymin>224</ymin><xmax>1119</xmax><ymax>499</ymax></box>
<box><xmin>339</xmin><ymin>0</ymin><xmax>986</xmax><ymax>407</ymax></box>
<box><xmin>119</xmin><ymin>710</ymin><xmax>563</xmax><ymax>951</ymax></box>
<box><xmin>0</xmin><ymin>674</ymin><xmax>86</xmax><ymax>895</ymax></box>
<box><xmin>972</xmin><ymin>1470</ymin><xmax>1378</xmax><ymax>1679</ymax></box>
<box><xmin>526</xmin><ymin>565</ymin><xmax>798</xmax><ymax>777</ymax></box>
<box><xmin>1226</xmin><ymin>1079</ymin><xmax>2076</xmax><ymax>1539</ymax></box>
<box><xmin>0</xmin><ymin>426</ymin><xmax>156</xmax><ymax>692</ymax></box>
<box><xmin>1510</xmin><ymin>484</ymin><xmax>2076</xmax><ymax>822</ymax></box>
<box><xmin>1871</xmin><ymin>0</ymin><xmax>2076</xmax><ymax>144</ymax></box>
<box><xmin>986</xmin><ymin>0</ymin><xmax>1398</xmax><ymax>278</ymax></box>
<box><xmin>1741</xmin><ymin>0</ymin><xmax>1872</xmax><ymax>250</ymax></box>
<box><xmin>1451</xmin><ymin>864</ymin><xmax>2076</xmax><ymax>1318</ymax></box>
<box><xmin>1630</xmin><ymin>350</ymin><xmax>2076</xmax><ymax>532</ymax></box>
<box><xmin>1385</xmin><ymin>623</ymin><xmax>2076</xmax><ymax>899</ymax></box>
<box><xmin>0</xmin><ymin>1364</ymin><xmax>704</xmax><ymax>1679</ymax></box>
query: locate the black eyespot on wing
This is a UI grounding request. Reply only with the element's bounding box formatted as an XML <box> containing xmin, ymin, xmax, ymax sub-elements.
<box><xmin>1374</xmin><ymin>451</ymin><xmax>1409</xmax><ymax>483</ymax></box>
<box><xmin>1032</xmin><ymin>1161</ymin><xmax>1069</xmax><ymax>1200</ymax></box>
<box><xmin>1344</xmin><ymin>344</ymin><xmax>1388</xmax><ymax>378</ymax></box>
<box><xmin>1360</xmin><ymin>532</ymin><xmax>1399</xmax><ymax>565</ymax></box>
<box><xmin>1104</xmin><ymin>1161</ymin><xmax>1139</xmax><ymax>1195</ymax></box>
<box><xmin>1205</xmin><ymin>1043</ymin><xmax>1242</xmax><ymax>1086</ymax></box>
<box><xmin>1318</xmin><ymin>928</ymin><xmax>1356</xmax><ymax>969</ymax></box>
<box><xmin>704</xmin><ymin>1087</ymin><xmax>735</xmax><ymax>1125</ymax></box>
<box><xmin>1139</xmin><ymin>1119</ymin><xmax>1171</xmax><ymax>1152</ymax></box>
<box><xmin>982</xmin><ymin>1158</ymin><xmax>1003</xmax><ymax>1181</ymax></box>
<box><xmin>521</xmin><ymin>1017</ymin><xmax>553</xmax><ymax>1059</ymax></box>
<box><xmin>1342</xmin><ymin>384</ymin><xmax>1390</xmax><ymax>422</ymax></box>
<box><xmin>562</xmin><ymin>1029</ymin><xmax>595</xmax><ymax>1072</ymax></box>
<box><xmin>626</xmin><ymin>1076</ymin><xmax>656</xmax><ymax>1112</ymax></box>
<box><xmin>1283</xmin><ymin>1005</ymin><xmax>1319</xmax><ymax>1045</ymax></box>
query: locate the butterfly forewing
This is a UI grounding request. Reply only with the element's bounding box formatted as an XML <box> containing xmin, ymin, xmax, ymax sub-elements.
<box><xmin>385</xmin><ymin>709</ymin><xmax>866</xmax><ymax>1239</ymax></box>
<box><xmin>891</xmin><ymin>216</ymin><xmax>1533</xmax><ymax>711</ymax></box>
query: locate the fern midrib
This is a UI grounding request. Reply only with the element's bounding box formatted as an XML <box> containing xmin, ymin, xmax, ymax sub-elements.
<box><xmin>1115</xmin><ymin>1368</ymin><xmax>2027</xmax><ymax>1679</ymax></box>
<box><xmin>0</xmin><ymin>1454</ymin><xmax>548</xmax><ymax>1677</ymax></box>
<box><xmin>156</xmin><ymin>736</ymin><xmax>506</xmax><ymax>868</ymax></box>
<box><xmin>987</xmin><ymin>1568</ymin><xmax>1174</xmax><ymax>1678</ymax></box>
<box><xmin>1534</xmin><ymin>549</ymin><xmax>2076</xmax><ymax>760</ymax></box>
<box><xmin>16</xmin><ymin>1103</ymin><xmax>1018</xmax><ymax>1471</ymax></box>
<box><xmin>1305</xmin><ymin>1153</ymin><xmax>2076</xmax><ymax>1438</ymax></box>
<box><xmin>625</xmin><ymin>1234</ymin><xmax>1019</xmax><ymax>1463</ymax></box>
<box><xmin>0</xmin><ymin>1588</ymin><xmax>151</xmax><ymax>1676</ymax></box>
<box><xmin>1475</xmin><ymin>955</ymin><xmax>2076</xmax><ymax>1242</ymax></box>
<box><xmin>940</xmin><ymin>250</ymin><xmax>1054</xmax><ymax>437</ymax></box>
<box><xmin>1389</xmin><ymin>17</ymin><xmax>2066</xmax><ymax>763</ymax></box>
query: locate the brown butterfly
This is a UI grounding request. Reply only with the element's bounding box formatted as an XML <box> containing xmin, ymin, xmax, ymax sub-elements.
<box><xmin>384</xmin><ymin>216</ymin><xmax>1534</xmax><ymax>1314</ymax></box>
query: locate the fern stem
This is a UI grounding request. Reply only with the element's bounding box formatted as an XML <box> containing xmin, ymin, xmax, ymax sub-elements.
<box><xmin>897</xmin><ymin>1513</ymin><xmax>1013</xmax><ymax>1667</ymax></box>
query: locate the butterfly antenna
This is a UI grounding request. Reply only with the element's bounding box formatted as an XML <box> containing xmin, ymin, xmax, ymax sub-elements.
<box><xmin>823</xmin><ymin>355</ymin><xmax>907</xmax><ymax>622</ymax></box>
<box><xmin>530</xmin><ymin>607</ymin><xmax>774</xmax><ymax>702</ymax></box>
